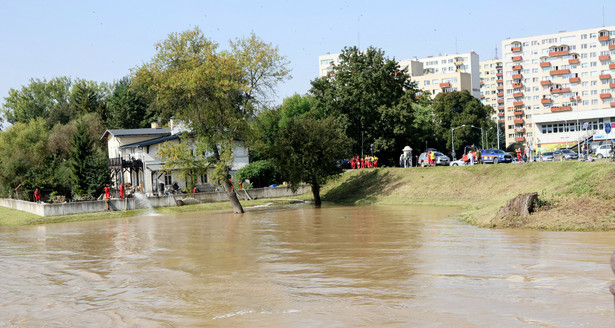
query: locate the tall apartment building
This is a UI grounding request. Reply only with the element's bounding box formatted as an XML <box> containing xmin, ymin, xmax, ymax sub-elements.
<box><xmin>479</xmin><ymin>59</ymin><xmax>504</xmax><ymax>122</ymax></box>
<box><xmin>501</xmin><ymin>26</ymin><xmax>615</xmax><ymax>151</ymax></box>
<box><xmin>318</xmin><ymin>52</ymin><xmax>480</xmax><ymax>99</ymax></box>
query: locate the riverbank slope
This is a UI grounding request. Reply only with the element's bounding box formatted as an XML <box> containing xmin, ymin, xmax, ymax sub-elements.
<box><xmin>322</xmin><ymin>162</ymin><xmax>615</xmax><ymax>231</ymax></box>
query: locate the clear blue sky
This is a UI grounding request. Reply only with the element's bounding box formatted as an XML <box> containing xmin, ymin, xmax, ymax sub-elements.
<box><xmin>0</xmin><ymin>0</ymin><xmax>613</xmax><ymax>107</ymax></box>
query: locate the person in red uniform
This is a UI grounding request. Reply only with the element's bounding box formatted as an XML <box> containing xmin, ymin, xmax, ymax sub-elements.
<box><xmin>374</xmin><ymin>157</ymin><xmax>378</xmax><ymax>168</ymax></box>
<box><xmin>119</xmin><ymin>183</ymin><xmax>124</xmax><ymax>199</ymax></box>
<box><xmin>350</xmin><ymin>157</ymin><xmax>355</xmax><ymax>169</ymax></box>
<box><xmin>104</xmin><ymin>184</ymin><xmax>111</xmax><ymax>199</ymax></box>
<box><xmin>34</xmin><ymin>188</ymin><xmax>41</xmax><ymax>202</ymax></box>
<box><xmin>516</xmin><ymin>148</ymin><xmax>522</xmax><ymax>162</ymax></box>
<box><xmin>360</xmin><ymin>157</ymin><xmax>365</xmax><ymax>168</ymax></box>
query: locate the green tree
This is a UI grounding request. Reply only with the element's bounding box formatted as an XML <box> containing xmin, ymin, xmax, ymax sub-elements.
<box><xmin>310</xmin><ymin>46</ymin><xmax>421</xmax><ymax>166</ymax></box>
<box><xmin>106</xmin><ymin>77</ymin><xmax>153</xmax><ymax>129</ymax></box>
<box><xmin>432</xmin><ymin>90</ymin><xmax>494</xmax><ymax>157</ymax></box>
<box><xmin>269</xmin><ymin>114</ymin><xmax>351</xmax><ymax>206</ymax></box>
<box><xmin>68</xmin><ymin>121</ymin><xmax>108</xmax><ymax>198</ymax></box>
<box><xmin>134</xmin><ymin>27</ymin><xmax>290</xmax><ymax>213</ymax></box>
<box><xmin>69</xmin><ymin>79</ymin><xmax>109</xmax><ymax>122</ymax></box>
<box><xmin>2</xmin><ymin>77</ymin><xmax>72</xmax><ymax>126</ymax></box>
<box><xmin>157</xmin><ymin>135</ymin><xmax>210</xmax><ymax>191</ymax></box>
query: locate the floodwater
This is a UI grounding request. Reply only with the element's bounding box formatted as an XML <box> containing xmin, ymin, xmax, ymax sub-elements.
<box><xmin>1</xmin><ymin>205</ymin><xmax>614</xmax><ymax>327</ymax></box>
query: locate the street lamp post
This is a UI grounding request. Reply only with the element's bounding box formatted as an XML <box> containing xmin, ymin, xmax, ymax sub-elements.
<box><xmin>470</xmin><ymin>125</ymin><xmax>484</xmax><ymax>149</ymax></box>
<box><xmin>451</xmin><ymin>124</ymin><xmax>466</xmax><ymax>160</ymax></box>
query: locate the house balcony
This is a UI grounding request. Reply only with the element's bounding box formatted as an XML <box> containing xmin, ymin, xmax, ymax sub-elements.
<box><xmin>480</xmin><ymin>94</ymin><xmax>485</xmax><ymax>99</ymax></box>
<box><xmin>515</xmin><ymin>137</ymin><xmax>526</xmax><ymax>142</ymax></box>
<box><xmin>551</xmin><ymin>106</ymin><xmax>572</xmax><ymax>112</ymax></box>
<box><xmin>600</xmin><ymin>93</ymin><xmax>612</xmax><ymax>98</ymax></box>
<box><xmin>440</xmin><ymin>82</ymin><xmax>451</xmax><ymax>88</ymax></box>
<box><xmin>498</xmin><ymin>112</ymin><xmax>504</xmax><ymax>117</ymax></box>
<box><xmin>513</xmin><ymin>101</ymin><xmax>524</xmax><ymax>107</ymax></box>
<box><xmin>550</xmin><ymin>69</ymin><xmax>570</xmax><ymax>75</ymax></box>
<box><xmin>496</xmin><ymin>79</ymin><xmax>504</xmax><ymax>83</ymax></box>
<box><xmin>512</xmin><ymin>83</ymin><xmax>523</xmax><ymax>88</ymax></box>
<box><xmin>515</xmin><ymin>128</ymin><xmax>525</xmax><ymax>133</ymax></box>
<box><xmin>480</xmin><ymin>81</ymin><xmax>484</xmax><ymax>85</ymax></box>
<box><xmin>513</xmin><ymin>110</ymin><xmax>524</xmax><ymax>116</ymax></box>
<box><xmin>513</xmin><ymin>92</ymin><xmax>523</xmax><ymax>98</ymax></box>
<box><xmin>497</xmin><ymin>85</ymin><xmax>503</xmax><ymax>90</ymax></box>
<box><xmin>497</xmin><ymin>92</ymin><xmax>504</xmax><ymax>97</ymax></box>
<box><xmin>497</xmin><ymin>106</ymin><xmax>504</xmax><ymax>110</ymax></box>
<box><xmin>611</xmin><ymin>102</ymin><xmax>615</xmax><ymax>108</ymax></box>
<box><xmin>496</xmin><ymin>72</ymin><xmax>503</xmax><ymax>77</ymax></box>
<box><xmin>540</xmin><ymin>61</ymin><xmax>551</xmax><ymax>67</ymax></box>
<box><xmin>512</xmin><ymin>56</ymin><xmax>522</xmax><ymax>61</ymax></box>
<box><xmin>550</xmin><ymin>87</ymin><xmax>571</xmax><ymax>93</ymax></box>
<box><xmin>570</xmin><ymin>96</ymin><xmax>581</xmax><ymax>101</ymax></box>
<box><xmin>610</xmin><ymin>64</ymin><xmax>615</xmax><ymax>69</ymax></box>
<box><xmin>569</xmin><ymin>58</ymin><xmax>579</xmax><ymax>64</ymax></box>
<box><xmin>610</xmin><ymin>44</ymin><xmax>615</xmax><ymax>50</ymax></box>
<box><xmin>514</xmin><ymin>119</ymin><xmax>524</xmax><ymax>124</ymax></box>
<box><xmin>610</xmin><ymin>82</ymin><xmax>615</xmax><ymax>88</ymax></box>
<box><xmin>569</xmin><ymin>77</ymin><xmax>580</xmax><ymax>83</ymax></box>
<box><xmin>512</xmin><ymin>65</ymin><xmax>523</xmax><ymax>70</ymax></box>
<box><xmin>511</xmin><ymin>46</ymin><xmax>522</xmax><ymax>52</ymax></box>
<box><xmin>549</xmin><ymin>50</ymin><xmax>569</xmax><ymax>56</ymax></box>
<box><xmin>600</xmin><ymin>74</ymin><xmax>611</xmax><ymax>80</ymax></box>
<box><xmin>541</xmin><ymin>98</ymin><xmax>552</xmax><ymax>104</ymax></box>
<box><xmin>499</xmin><ymin>119</ymin><xmax>505</xmax><ymax>123</ymax></box>
<box><xmin>540</xmin><ymin>80</ymin><xmax>552</xmax><ymax>86</ymax></box>
<box><xmin>108</xmin><ymin>157</ymin><xmax>144</xmax><ymax>170</ymax></box>
<box><xmin>497</xmin><ymin>99</ymin><xmax>504</xmax><ymax>104</ymax></box>
<box><xmin>599</xmin><ymin>35</ymin><xmax>610</xmax><ymax>41</ymax></box>
<box><xmin>600</xmin><ymin>55</ymin><xmax>611</xmax><ymax>61</ymax></box>
<box><xmin>512</xmin><ymin>74</ymin><xmax>523</xmax><ymax>79</ymax></box>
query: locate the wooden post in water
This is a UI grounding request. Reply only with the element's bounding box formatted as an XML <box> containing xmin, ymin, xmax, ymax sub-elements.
<box><xmin>610</xmin><ymin>251</ymin><xmax>615</xmax><ymax>315</ymax></box>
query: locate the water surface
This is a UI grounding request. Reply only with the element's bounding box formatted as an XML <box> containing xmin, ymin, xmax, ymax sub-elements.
<box><xmin>1</xmin><ymin>204</ymin><xmax>614</xmax><ymax>327</ymax></box>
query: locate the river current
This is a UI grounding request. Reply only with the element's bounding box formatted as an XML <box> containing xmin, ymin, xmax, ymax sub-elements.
<box><xmin>1</xmin><ymin>204</ymin><xmax>614</xmax><ymax>327</ymax></box>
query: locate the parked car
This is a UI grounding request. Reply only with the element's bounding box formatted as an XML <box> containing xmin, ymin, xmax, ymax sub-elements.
<box><xmin>540</xmin><ymin>151</ymin><xmax>554</xmax><ymax>161</ymax></box>
<box><xmin>449</xmin><ymin>159</ymin><xmax>467</xmax><ymax>166</ymax></box>
<box><xmin>418</xmin><ymin>151</ymin><xmax>450</xmax><ymax>167</ymax></box>
<box><xmin>553</xmin><ymin>149</ymin><xmax>579</xmax><ymax>161</ymax></box>
<box><xmin>481</xmin><ymin>149</ymin><xmax>513</xmax><ymax>164</ymax></box>
<box><xmin>594</xmin><ymin>144</ymin><xmax>613</xmax><ymax>159</ymax></box>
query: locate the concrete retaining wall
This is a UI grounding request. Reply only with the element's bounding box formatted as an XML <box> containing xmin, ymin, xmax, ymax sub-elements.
<box><xmin>0</xmin><ymin>185</ymin><xmax>310</xmax><ymax>217</ymax></box>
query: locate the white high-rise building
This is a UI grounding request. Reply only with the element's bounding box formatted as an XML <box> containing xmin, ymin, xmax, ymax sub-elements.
<box><xmin>501</xmin><ymin>26</ymin><xmax>615</xmax><ymax>151</ymax></box>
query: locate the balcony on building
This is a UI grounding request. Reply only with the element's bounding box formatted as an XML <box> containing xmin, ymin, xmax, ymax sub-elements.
<box><xmin>549</xmin><ymin>49</ymin><xmax>569</xmax><ymax>57</ymax></box>
<box><xmin>600</xmin><ymin>93</ymin><xmax>612</xmax><ymax>98</ymax></box>
<box><xmin>496</xmin><ymin>79</ymin><xmax>504</xmax><ymax>83</ymax></box>
<box><xmin>515</xmin><ymin>137</ymin><xmax>526</xmax><ymax>142</ymax></box>
<box><xmin>499</xmin><ymin>119</ymin><xmax>505</xmax><ymax>123</ymax></box>
<box><xmin>599</xmin><ymin>35</ymin><xmax>610</xmax><ymax>41</ymax></box>
<box><xmin>516</xmin><ymin>128</ymin><xmax>525</xmax><ymax>133</ymax></box>
<box><xmin>540</xmin><ymin>80</ymin><xmax>552</xmax><ymax>86</ymax></box>
<box><xmin>551</xmin><ymin>106</ymin><xmax>572</xmax><ymax>112</ymax></box>
<box><xmin>600</xmin><ymin>74</ymin><xmax>612</xmax><ymax>80</ymax></box>
<box><xmin>498</xmin><ymin>112</ymin><xmax>504</xmax><ymax>117</ymax></box>
<box><xmin>497</xmin><ymin>106</ymin><xmax>504</xmax><ymax>111</ymax></box>
<box><xmin>610</xmin><ymin>64</ymin><xmax>615</xmax><ymax>69</ymax></box>
<box><xmin>512</xmin><ymin>83</ymin><xmax>523</xmax><ymax>88</ymax></box>
<box><xmin>497</xmin><ymin>92</ymin><xmax>504</xmax><ymax>97</ymax></box>
<box><xmin>511</xmin><ymin>56</ymin><xmax>522</xmax><ymax>61</ymax></box>
<box><xmin>550</xmin><ymin>87</ymin><xmax>570</xmax><ymax>93</ymax></box>
<box><xmin>480</xmin><ymin>81</ymin><xmax>484</xmax><ymax>85</ymax></box>
<box><xmin>480</xmin><ymin>94</ymin><xmax>485</xmax><ymax>99</ymax></box>
<box><xmin>512</xmin><ymin>73</ymin><xmax>523</xmax><ymax>79</ymax></box>
<box><xmin>541</xmin><ymin>98</ymin><xmax>552</xmax><ymax>104</ymax></box>
<box><xmin>550</xmin><ymin>69</ymin><xmax>570</xmax><ymax>75</ymax></box>
<box><xmin>569</xmin><ymin>77</ymin><xmax>580</xmax><ymax>83</ymax></box>
<box><xmin>610</xmin><ymin>44</ymin><xmax>615</xmax><ymax>50</ymax></box>
<box><xmin>611</xmin><ymin>102</ymin><xmax>615</xmax><ymax>108</ymax></box>
<box><xmin>497</xmin><ymin>99</ymin><xmax>504</xmax><ymax>104</ymax></box>
<box><xmin>513</xmin><ymin>110</ymin><xmax>524</xmax><ymax>116</ymax></box>
<box><xmin>496</xmin><ymin>72</ymin><xmax>503</xmax><ymax>77</ymax></box>
<box><xmin>600</xmin><ymin>55</ymin><xmax>611</xmax><ymax>61</ymax></box>
<box><xmin>570</xmin><ymin>96</ymin><xmax>581</xmax><ymax>101</ymax></box>
<box><xmin>610</xmin><ymin>82</ymin><xmax>615</xmax><ymax>88</ymax></box>
<box><xmin>439</xmin><ymin>82</ymin><xmax>451</xmax><ymax>88</ymax></box>
<box><xmin>514</xmin><ymin>119</ymin><xmax>524</xmax><ymax>124</ymax></box>
<box><xmin>511</xmin><ymin>46</ymin><xmax>522</xmax><ymax>52</ymax></box>
<box><xmin>513</xmin><ymin>101</ymin><xmax>524</xmax><ymax>107</ymax></box>
<box><xmin>497</xmin><ymin>85</ymin><xmax>503</xmax><ymax>90</ymax></box>
<box><xmin>540</xmin><ymin>61</ymin><xmax>551</xmax><ymax>67</ymax></box>
<box><xmin>568</xmin><ymin>58</ymin><xmax>579</xmax><ymax>64</ymax></box>
<box><xmin>512</xmin><ymin>64</ymin><xmax>523</xmax><ymax>70</ymax></box>
<box><xmin>513</xmin><ymin>92</ymin><xmax>523</xmax><ymax>98</ymax></box>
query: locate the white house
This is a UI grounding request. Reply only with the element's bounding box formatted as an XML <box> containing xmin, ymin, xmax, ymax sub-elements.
<box><xmin>101</xmin><ymin>124</ymin><xmax>249</xmax><ymax>196</ymax></box>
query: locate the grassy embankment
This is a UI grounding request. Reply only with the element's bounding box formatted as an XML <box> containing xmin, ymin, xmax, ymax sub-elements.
<box><xmin>321</xmin><ymin>161</ymin><xmax>615</xmax><ymax>231</ymax></box>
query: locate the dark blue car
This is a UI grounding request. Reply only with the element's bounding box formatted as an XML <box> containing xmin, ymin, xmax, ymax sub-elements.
<box><xmin>481</xmin><ymin>149</ymin><xmax>513</xmax><ymax>164</ymax></box>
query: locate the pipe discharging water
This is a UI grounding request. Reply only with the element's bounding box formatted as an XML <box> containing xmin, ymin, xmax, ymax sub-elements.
<box><xmin>133</xmin><ymin>192</ymin><xmax>160</xmax><ymax>216</ymax></box>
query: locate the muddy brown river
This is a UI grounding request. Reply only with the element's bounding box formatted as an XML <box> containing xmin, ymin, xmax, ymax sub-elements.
<box><xmin>1</xmin><ymin>204</ymin><xmax>614</xmax><ymax>327</ymax></box>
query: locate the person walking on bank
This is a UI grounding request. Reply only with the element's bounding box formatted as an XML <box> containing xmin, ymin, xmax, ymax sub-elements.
<box><xmin>429</xmin><ymin>150</ymin><xmax>436</xmax><ymax>167</ymax></box>
<box><xmin>119</xmin><ymin>183</ymin><xmax>124</xmax><ymax>199</ymax></box>
<box><xmin>34</xmin><ymin>188</ymin><xmax>41</xmax><ymax>203</ymax></box>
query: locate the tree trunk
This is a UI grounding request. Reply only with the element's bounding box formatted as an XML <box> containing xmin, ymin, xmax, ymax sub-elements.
<box><xmin>311</xmin><ymin>183</ymin><xmax>321</xmax><ymax>207</ymax></box>
<box><xmin>222</xmin><ymin>177</ymin><xmax>244</xmax><ymax>214</ymax></box>
<box><xmin>212</xmin><ymin>145</ymin><xmax>244</xmax><ymax>214</ymax></box>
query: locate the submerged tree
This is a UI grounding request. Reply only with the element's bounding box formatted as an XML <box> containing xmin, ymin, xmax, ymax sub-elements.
<box><xmin>134</xmin><ymin>27</ymin><xmax>290</xmax><ymax>213</ymax></box>
<box><xmin>270</xmin><ymin>114</ymin><xmax>351</xmax><ymax>206</ymax></box>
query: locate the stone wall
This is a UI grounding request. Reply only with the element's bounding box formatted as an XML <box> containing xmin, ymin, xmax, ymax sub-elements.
<box><xmin>0</xmin><ymin>185</ymin><xmax>310</xmax><ymax>217</ymax></box>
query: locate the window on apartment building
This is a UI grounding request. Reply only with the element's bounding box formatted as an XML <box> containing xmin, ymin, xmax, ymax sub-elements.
<box><xmin>590</xmin><ymin>33</ymin><xmax>597</xmax><ymax>38</ymax></box>
<box><xmin>583</xmin><ymin>100</ymin><xmax>589</xmax><ymax>105</ymax></box>
<box><xmin>424</xmin><ymin>80</ymin><xmax>430</xmax><ymax>86</ymax></box>
<box><xmin>534</xmin><ymin>96</ymin><xmax>539</xmax><ymax>101</ymax></box>
<box><xmin>449</xmin><ymin>59</ymin><xmax>454</xmax><ymax>63</ymax></box>
<box><xmin>532</xmin><ymin>40</ymin><xmax>539</xmax><ymax>45</ymax></box>
<box><xmin>534</xmin><ymin>105</ymin><xmax>540</xmax><ymax>110</ymax></box>
<box><xmin>582</xmin><ymin>63</ymin><xmax>589</xmax><ymax>68</ymax></box>
<box><xmin>581</xmin><ymin>44</ymin><xmax>588</xmax><ymax>49</ymax></box>
<box><xmin>592</xmin><ymin>99</ymin><xmax>599</xmax><ymax>104</ymax></box>
<box><xmin>532</xmin><ymin>77</ymin><xmax>539</xmax><ymax>82</ymax></box>
<box><xmin>581</xmin><ymin>34</ymin><xmax>588</xmax><ymax>39</ymax></box>
<box><xmin>532</xmin><ymin>68</ymin><xmax>539</xmax><ymax>73</ymax></box>
<box><xmin>590</xmin><ymin>52</ymin><xmax>597</xmax><ymax>57</ymax></box>
<box><xmin>591</xmin><ymin>61</ymin><xmax>598</xmax><ymax>67</ymax></box>
<box><xmin>582</xmin><ymin>91</ymin><xmax>589</xmax><ymax>96</ymax></box>
<box><xmin>581</xmin><ymin>53</ymin><xmax>588</xmax><ymax>58</ymax></box>
<box><xmin>441</xmin><ymin>60</ymin><xmax>446</xmax><ymax>64</ymax></box>
<box><xmin>523</xmin><ymin>69</ymin><xmax>530</xmax><ymax>74</ymax></box>
<box><xmin>591</xmin><ymin>72</ymin><xmax>598</xmax><ymax>78</ymax></box>
<box><xmin>582</xmin><ymin>81</ymin><xmax>588</xmax><ymax>87</ymax></box>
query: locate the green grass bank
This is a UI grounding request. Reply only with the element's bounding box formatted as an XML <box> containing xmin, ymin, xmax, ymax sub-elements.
<box><xmin>322</xmin><ymin>161</ymin><xmax>615</xmax><ymax>231</ymax></box>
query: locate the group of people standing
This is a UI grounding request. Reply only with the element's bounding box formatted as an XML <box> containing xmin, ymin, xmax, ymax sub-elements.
<box><xmin>350</xmin><ymin>156</ymin><xmax>378</xmax><ymax>169</ymax></box>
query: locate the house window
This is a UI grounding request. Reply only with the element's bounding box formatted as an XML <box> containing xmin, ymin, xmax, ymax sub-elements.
<box><xmin>200</xmin><ymin>174</ymin><xmax>208</xmax><ymax>184</ymax></box>
<box><xmin>164</xmin><ymin>174</ymin><xmax>172</xmax><ymax>186</ymax></box>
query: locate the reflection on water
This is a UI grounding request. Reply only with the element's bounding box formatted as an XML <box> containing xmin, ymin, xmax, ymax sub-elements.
<box><xmin>1</xmin><ymin>204</ymin><xmax>614</xmax><ymax>327</ymax></box>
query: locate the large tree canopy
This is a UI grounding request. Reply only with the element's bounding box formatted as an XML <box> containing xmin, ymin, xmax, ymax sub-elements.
<box><xmin>134</xmin><ymin>27</ymin><xmax>290</xmax><ymax>213</ymax></box>
<box><xmin>310</xmin><ymin>46</ymin><xmax>422</xmax><ymax>166</ymax></box>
